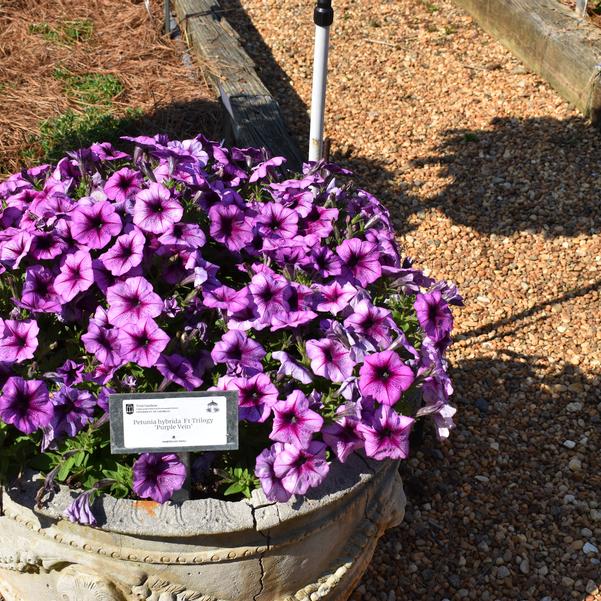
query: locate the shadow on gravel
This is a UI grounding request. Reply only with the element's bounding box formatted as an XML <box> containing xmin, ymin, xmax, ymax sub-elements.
<box><xmin>332</xmin><ymin>115</ymin><xmax>601</xmax><ymax>239</ymax></box>
<box><xmin>377</xmin><ymin>352</ymin><xmax>601</xmax><ymax>600</ymax></box>
<box><xmin>409</xmin><ymin>116</ymin><xmax>601</xmax><ymax>237</ymax></box>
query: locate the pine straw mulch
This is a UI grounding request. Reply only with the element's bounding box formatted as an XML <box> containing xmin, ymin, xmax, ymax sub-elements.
<box><xmin>0</xmin><ymin>0</ymin><xmax>221</xmax><ymax>175</ymax></box>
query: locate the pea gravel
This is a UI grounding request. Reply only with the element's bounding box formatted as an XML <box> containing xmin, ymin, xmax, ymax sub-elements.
<box><xmin>220</xmin><ymin>0</ymin><xmax>601</xmax><ymax>599</ymax></box>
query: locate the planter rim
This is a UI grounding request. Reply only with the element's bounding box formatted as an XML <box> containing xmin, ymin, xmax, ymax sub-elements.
<box><xmin>3</xmin><ymin>453</ymin><xmax>384</xmax><ymax>538</ymax></box>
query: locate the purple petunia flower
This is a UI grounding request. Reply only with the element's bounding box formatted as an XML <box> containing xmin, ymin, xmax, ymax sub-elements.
<box><xmin>56</xmin><ymin>359</ymin><xmax>85</xmax><ymax>386</ymax></box>
<box><xmin>106</xmin><ymin>276</ymin><xmax>163</xmax><ymax>327</ymax></box>
<box><xmin>414</xmin><ymin>290</ymin><xmax>454</xmax><ymax>342</ymax></box>
<box><xmin>20</xmin><ymin>265</ymin><xmax>61</xmax><ymax>313</ymax></box>
<box><xmin>248</xmin><ymin>273</ymin><xmax>290</xmax><ymax>323</ymax></box>
<box><xmin>257</xmin><ymin>203</ymin><xmax>298</xmax><ymax>239</ymax></box>
<box><xmin>0</xmin><ymin>377</ymin><xmax>53</xmax><ymax>434</ymax></box>
<box><xmin>158</xmin><ymin>222</ymin><xmax>205</xmax><ymax>250</ymax></box>
<box><xmin>81</xmin><ymin>323</ymin><xmax>123</xmax><ymax>367</ymax></box>
<box><xmin>132</xmin><ymin>453</ymin><xmax>187</xmax><ymax>503</ymax></box>
<box><xmin>50</xmin><ymin>386</ymin><xmax>96</xmax><ymax>438</ymax></box>
<box><xmin>64</xmin><ymin>490</ymin><xmax>97</xmax><ymax>526</ymax></box>
<box><xmin>255</xmin><ymin>444</ymin><xmax>291</xmax><ymax>502</ymax></box>
<box><xmin>270</xmin><ymin>390</ymin><xmax>323</xmax><ymax>448</ymax></box>
<box><xmin>29</xmin><ymin>231</ymin><xmax>66</xmax><ymax>260</ymax></box>
<box><xmin>417</xmin><ymin>399</ymin><xmax>457</xmax><ymax>440</ymax></box>
<box><xmin>211</xmin><ymin>330</ymin><xmax>265</xmax><ymax>371</ymax></box>
<box><xmin>356</xmin><ymin>406</ymin><xmax>414</xmax><ymax>461</ymax></box>
<box><xmin>248</xmin><ymin>156</ymin><xmax>286</xmax><ymax>183</ymax></box>
<box><xmin>306</xmin><ymin>338</ymin><xmax>354</xmax><ymax>383</ymax></box>
<box><xmin>0</xmin><ymin>229</ymin><xmax>32</xmax><ymax>269</ymax></box>
<box><xmin>307</xmin><ymin>246</ymin><xmax>342</xmax><ymax>278</ymax></box>
<box><xmin>133</xmin><ymin>183</ymin><xmax>183</xmax><ymax>235</ymax></box>
<box><xmin>231</xmin><ymin>372</ymin><xmax>278</xmax><ymax>422</ymax></box>
<box><xmin>208</xmin><ymin>203</ymin><xmax>253</xmax><ymax>251</ymax></box>
<box><xmin>273</xmin><ymin>441</ymin><xmax>329</xmax><ymax>496</ymax></box>
<box><xmin>336</xmin><ymin>238</ymin><xmax>382</xmax><ymax>287</ymax></box>
<box><xmin>104</xmin><ymin>167</ymin><xmax>142</xmax><ymax>202</ymax></box>
<box><xmin>358</xmin><ymin>350</ymin><xmax>414</xmax><ymax>406</ymax></box>
<box><xmin>54</xmin><ymin>250</ymin><xmax>94</xmax><ymax>302</ymax></box>
<box><xmin>344</xmin><ymin>300</ymin><xmax>394</xmax><ymax>348</ymax></box>
<box><xmin>98</xmin><ymin>228</ymin><xmax>145</xmax><ymax>276</ymax></box>
<box><xmin>119</xmin><ymin>319</ymin><xmax>170</xmax><ymax>368</ymax></box>
<box><xmin>156</xmin><ymin>354</ymin><xmax>202</xmax><ymax>391</ymax></box>
<box><xmin>322</xmin><ymin>415</ymin><xmax>364</xmax><ymax>463</ymax></box>
<box><xmin>0</xmin><ymin>319</ymin><xmax>39</xmax><ymax>363</ymax></box>
<box><xmin>271</xmin><ymin>351</ymin><xmax>313</xmax><ymax>384</ymax></box>
<box><xmin>70</xmin><ymin>201</ymin><xmax>122</xmax><ymax>249</ymax></box>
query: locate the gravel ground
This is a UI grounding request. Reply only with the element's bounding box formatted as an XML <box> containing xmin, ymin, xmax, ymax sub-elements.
<box><xmin>221</xmin><ymin>0</ymin><xmax>601</xmax><ymax>599</ymax></box>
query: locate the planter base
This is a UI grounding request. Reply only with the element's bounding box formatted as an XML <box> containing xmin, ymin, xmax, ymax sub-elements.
<box><xmin>0</xmin><ymin>457</ymin><xmax>404</xmax><ymax>601</ymax></box>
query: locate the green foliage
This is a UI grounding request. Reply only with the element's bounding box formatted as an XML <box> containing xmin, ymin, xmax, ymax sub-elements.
<box><xmin>28</xmin><ymin>19</ymin><xmax>93</xmax><ymax>45</ymax></box>
<box><xmin>23</xmin><ymin>107</ymin><xmax>143</xmax><ymax>166</ymax></box>
<box><xmin>53</xmin><ymin>69</ymin><xmax>124</xmax><ymax>106</ymax></box>
<box><xmin>216</xmin><ymin>466</ymin><xmax>259</xmax><ymax>499</ymax></box>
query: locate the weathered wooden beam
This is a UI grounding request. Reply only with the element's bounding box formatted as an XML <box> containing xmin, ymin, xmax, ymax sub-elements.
<box><xmin>453</xmin><ymin>0</ymin><xmax>601</xmax><ymax>124</ymax></box>
<box><xmin>173</xmin><ymin>0</ymin><xmax>304</xmax><ymax>170</ymax></box>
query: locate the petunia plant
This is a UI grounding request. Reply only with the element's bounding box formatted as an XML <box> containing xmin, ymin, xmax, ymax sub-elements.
<box><xmin>0</xmin><ymin>134</ymin><xmax>461</xmax><ymax>525</ymax></box>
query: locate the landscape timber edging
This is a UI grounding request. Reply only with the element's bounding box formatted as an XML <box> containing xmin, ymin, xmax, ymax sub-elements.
<box><xmin>172</xmin><ymin>0</ymin><xmax>304</xmax><ymax>170</ymax></box>
<box><xmin>453</xmin><ymin>0</ymin><xmax>601</xmax><ymax>124</ymax></box>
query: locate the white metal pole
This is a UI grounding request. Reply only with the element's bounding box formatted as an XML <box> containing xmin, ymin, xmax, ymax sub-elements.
<box><xmin>576</xmin><ymin>0</ymin><xmax>588</xmax><ymax>18</ymax></box>
<box><xmin>309</xmin><ymin>0</ymin><xmax>334</xmax><ymax>162</ymax></box>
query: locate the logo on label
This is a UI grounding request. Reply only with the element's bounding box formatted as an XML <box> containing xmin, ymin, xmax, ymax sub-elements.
<box><xmin>206</xmin><ymin>400</ymin><xmax>220</xmax><ymax>413</ymax></box>
<box><xmin>125</xmin><ymin>403</ymin><xmax>134</xmax><ymax>415</ymax></box>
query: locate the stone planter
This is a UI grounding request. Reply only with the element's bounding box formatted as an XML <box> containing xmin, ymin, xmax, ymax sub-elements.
<box><xmin>0</xmin><ymin>454</ymin><xmax>405</xmax><ymax>601</ymax></box>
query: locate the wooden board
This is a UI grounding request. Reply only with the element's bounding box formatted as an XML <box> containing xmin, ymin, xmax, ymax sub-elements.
<box><xmin>453</xmin><ymin>0</ymin><xmax>601</xmax><ymax>124</ymax></box>
<box><xmin>173</xmin><ymin>0</ymin><xmax>304</xmax><ymax>170</ymax></box>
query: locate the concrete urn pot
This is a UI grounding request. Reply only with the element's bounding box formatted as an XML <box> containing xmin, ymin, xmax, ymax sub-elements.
<box><xmin>0</xmin><ymin>455</ymin><xmax>405</xmax><ymax>601</ymax></box>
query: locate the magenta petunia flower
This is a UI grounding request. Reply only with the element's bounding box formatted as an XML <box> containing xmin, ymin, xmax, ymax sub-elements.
<box><xmin>70</xmin><ymin>201</ymin><xmax>122</xmax><ymax>249</ymax></box>
<box><xmin>303</xmin><ymin>206</ymin><xmax>339</xmax><ymax>238</ymax></box>
<box><xmin>270</xmin><ymin>390</ymin><xmax>323</xmax><ymax>448</ymax></box>
<box><xmin>203</xmin><ymin>285</ymin><xmax>247</xmax><ymax>313</ymax></box>
<box><xmin>208</xmin><ymin>203</ymin><xmax>253</xmax><ymax>251</ymax></box>
<box><xmin>98</xmin><ymin>228</ymin><xmax>145</xmax><ymax>276</ymax></box>
<box><xmin>56</xmin><ymin>359</ymin><xmax>85</xmax><ymax>386</ymax></box>
<box><xmin>81</xmin><ymin>323</ymin><xmax>123</xmax><ymax>367</ymax></box>
<box><xmin>336</xmin><ymin>238</ymin><xmax>382</xmax><ymax>286</ymax></box>
<box><xmin>414</xmin><ymin>290</ymin><xmax>454</xmax><ymax>343</ymax></box>
<box><xmin>54</xmin><ymin>250</ymin><xmax>94</xmax><ymax>302</ymax></box>
<box><xmin>305</xmin><ymin>338</ymin><xmax>354</xmax><ymax>383</ymax></box>
<box><xmin>258</xmin><ymin>203</ymin><xmax>298</xmax><ymax>238</ymax></box>
<box><xmin>118</xmin><ymin>319</ymin><xmax>170</xmax><ymax>368</ymax></box>
<box><xmin>211</xmin><ymin>330</ymin><xmax>265</xmax><ymax>371</ymax></box>
<box><xmin>0</xmin><ymin>377</ymin><xmax>53</xmax><ymax>434</ymax></box>
<box><xmin>231</xmin><ymin>372</ymin><xmax>278</xmax><ymax>423</ymax></box>
<box><xmin>156</xmin><ymin>354</ymin><xmax>202</xmax><ymax>391</ymax></box>
<box><xmin>20</xmin><ymin>265</ymin><xmax>61</xmax><ymax>313</ymax></box>
<box><xmin>356</xmin><ymin>406</ymin><xmax>414</xmax><ymax>461</ymax></box>
<box><xmin>133</xmin><ymin>183</ymin><xmax>183</xmax><ymax>235</ymax></box>
<box><xmin>315</xmin><ymin>282</ymin><xmax>357</xmax><ymax>314</ymax></box>
<box><xmin>358</xmin><ymin>350</ymin><xmax>414</xmax><ymax>406</ymax></box>
<box><xmin>0</xmin><ymin>319</ymin><xmax>39</xmax><ymax>363</ymax></box>
<box><xmin>307</xmin><ymin>247</ymin><xmax>342</xmax><ymax>278</ymax></box>
<box><xmin>344</xmin><ymin>300</ymin><xmax>394</xmax><ymax>347</ymax></box>
<box><xmin>132</xmin><ymin>453</ymin><xmax>186</xmax><ymax>503</ymax></box>
<box><xmin>104</xmin><ymin>167</ymin><xmax>142</xmax><ymax>202</ymax></box>
<box><xmin>106</xmin><ymin>276</ymin><xmax>163</xmax><ymax>327</ymax></box>
<box><xmin>273</xmin><ymin>441</ymin><xmax>329</xmax><ymax>496</ymax></box>
<box><xmin>255</xmin><ymin>444</ymin><xmax>291</xmax><ymax>502</ymax></box>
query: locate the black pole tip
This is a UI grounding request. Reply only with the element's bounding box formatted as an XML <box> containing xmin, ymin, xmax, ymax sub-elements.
<box><xmin>314</xmin><ymin>0</ymin><xmax>334</xmax><ymax>27</ymax></box>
